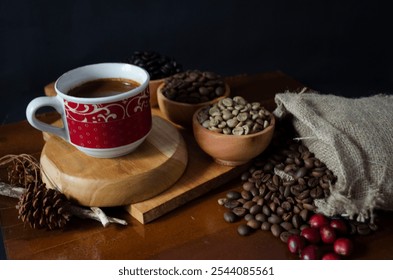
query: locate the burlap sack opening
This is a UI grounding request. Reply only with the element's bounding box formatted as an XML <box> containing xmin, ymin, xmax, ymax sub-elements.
<box><xmin>273</xmin><ymin>92</ymin><xmax>393</xmax><ymax>222</ymax></box>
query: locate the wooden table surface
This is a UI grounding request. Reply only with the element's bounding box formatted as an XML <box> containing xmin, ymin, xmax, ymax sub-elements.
<box><xmin>1</xmin><ymin>71</ymin><xmax>392</xmax><ymax>260</ymax></box>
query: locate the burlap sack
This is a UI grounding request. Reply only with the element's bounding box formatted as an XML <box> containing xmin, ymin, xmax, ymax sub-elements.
<box><xmin>273</xmin><ymin>92</ymin><xmax>393</xmax><ymax>222</ymax></box>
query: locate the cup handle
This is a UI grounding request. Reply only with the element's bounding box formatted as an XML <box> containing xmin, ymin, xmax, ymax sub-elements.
<box><xmin>26</xmin><ymin>96</ymin><xmax>68</xmax><ymax>140</ymax></box>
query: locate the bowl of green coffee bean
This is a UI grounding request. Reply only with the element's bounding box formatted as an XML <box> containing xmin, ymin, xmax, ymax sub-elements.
<box><xmin>192</xmin><ymin>96</ymin><xmax>275</xmax><ymax>166</ymax></box>
<box><xmin>157</xmin><ymin>70</ymin><xmax>230</xmax><ymax>127</ymax></box>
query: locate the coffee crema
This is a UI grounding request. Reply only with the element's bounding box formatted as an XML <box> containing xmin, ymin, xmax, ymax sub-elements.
<box><xmin>68</xmin><ymin>78</ymin><xmax>140</xmax><ymax>98</ymax></box>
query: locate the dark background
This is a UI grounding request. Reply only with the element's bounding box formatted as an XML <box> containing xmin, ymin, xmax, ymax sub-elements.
<box><xmin>1</xmin><ymin>0</ymin><xmax>393</xmax><ymax>125</ymax></box>
<box><xmin>0</xmin><ymin>0</ymin><xmax>392</xmax><ymax>259</ymax></box>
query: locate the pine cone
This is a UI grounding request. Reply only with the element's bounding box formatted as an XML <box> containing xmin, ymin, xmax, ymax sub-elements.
<box><xmin>18</xmin><ymin>182</ymin><xmax>71</xmax><ymax>230</ymax></box>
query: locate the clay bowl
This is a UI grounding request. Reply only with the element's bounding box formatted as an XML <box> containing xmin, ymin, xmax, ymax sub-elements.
<box><xmin>157</xmin><ymin>83</ymin><xmax>230</xmax><ymax>128</ymax></box>
<box><xmin>192</xmin><ymin>107</ymin><xmax>275</xmax><ymax>166</ymax></box>
<box><xmin>148</xmin><ymin>78</ymin><xmax>165</xmax><ymax>107</ymax></box>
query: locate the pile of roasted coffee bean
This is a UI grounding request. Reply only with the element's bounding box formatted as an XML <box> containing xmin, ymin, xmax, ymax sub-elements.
<box><xmin>160</xmin><ymin>70</ymin><xmax>226</xmax><ymax>104</ymax></box>
<box><xmin>218</xmin><ymin>141</ymin><xmax>333</xmax><ymax>241</ymax></box>
<box><xmin>196</xmin><ymin>96</ymin><xmax>272</xmax><ymax>135</ymax></box>
<box><xmin>129</xmin><ymin>51</ymin><xmax>183</xmax><ymax>80</ymax></box>
<box><xmin>218</xmin><ymin>121</ymin><xmax>378</xmax><ymax>259</ymax></box>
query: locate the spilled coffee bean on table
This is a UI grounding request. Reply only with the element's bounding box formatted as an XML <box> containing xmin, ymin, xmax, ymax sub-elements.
<box><xmin>218</xmin><ymin>120</ymin><xmax>378</xmax><ymax>258</ymax></box>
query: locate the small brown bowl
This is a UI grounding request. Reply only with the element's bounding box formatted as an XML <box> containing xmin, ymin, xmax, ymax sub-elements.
<box><xmin>192</xmin><ymin>107</ymin><xmax>275</xmax><ymax>166</ymax></box>
<box><xmin>148</xmin><ymin>78</ymin><xmax>165</xmax><ymax>107</ymax></box>
<box><xmin>157</xmin><ymin>83</ymin><xmax>230</xmax><ymax>127</ymax></box>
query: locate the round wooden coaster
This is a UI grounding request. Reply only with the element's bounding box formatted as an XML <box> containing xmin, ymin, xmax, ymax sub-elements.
<box><xmin>40</xmin><ymin>116</ymin><xmax>188</xmax><ymax>207</ymax></box>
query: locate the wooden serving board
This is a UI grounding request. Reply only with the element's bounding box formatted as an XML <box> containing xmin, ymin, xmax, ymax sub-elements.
<box><xmin>41</xmin><ymin>116</ymin><xmax>188</xmax><ymax>207</ymax></box>
<box><xmin>43</xmin><ymin>82</ymin><xmax>250</xmax><ymax>224</ymax></box>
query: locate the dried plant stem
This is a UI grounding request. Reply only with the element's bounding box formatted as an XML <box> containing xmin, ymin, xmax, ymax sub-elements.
<box><xmin>67</xmin><ymin>205</ymin><xmax>127</xmax><ymax>227</ymax></box>
<box><xmin>0</xmin><ymin>182</ymin><xmax>25</xmax><ymax>198</ymax></box>
<box><xmin>0</xmin><ymin>181</ymin><xmax>127</xmax><ymax>226</ymax></box>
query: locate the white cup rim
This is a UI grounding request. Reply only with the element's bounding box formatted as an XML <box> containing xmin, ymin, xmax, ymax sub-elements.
<box><xmin>54</xmin><ymin>62</ymin><xmax>150</xmax><ymax>104</ymax></box>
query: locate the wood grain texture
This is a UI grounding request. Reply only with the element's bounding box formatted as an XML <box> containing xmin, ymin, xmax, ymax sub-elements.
<box><xmin>10</xmin><ymin>72</ymin><xmax>389</xmax><ymax>261</ymax></box>
<box><xmin>41</xmin><ymin>116</ymin><xmax>188</xmax><ymax>207</ymax></box>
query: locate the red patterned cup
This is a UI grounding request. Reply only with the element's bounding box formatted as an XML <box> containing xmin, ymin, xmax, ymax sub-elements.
<box><xmin>26</xmin><ymin>63</ymin><xmax>151</xmax><ymax>158</ymax></box>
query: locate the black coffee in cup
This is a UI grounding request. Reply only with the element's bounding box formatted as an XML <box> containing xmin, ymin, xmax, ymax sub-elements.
<box><xmin>68</xmin><ymin>78</ymin><xmax>140</xmax><ymax>98</ymax></box>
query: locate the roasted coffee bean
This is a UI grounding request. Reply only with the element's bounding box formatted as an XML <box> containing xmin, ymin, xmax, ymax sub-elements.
<box><xmin>243</xmin><ymin>201</ymin><xmax>255</xmax><ymax>210</ymax></box>
<box><xmin>304</xmin><ymin>158</ymin><xmax>314</xmax><ymax>169</ymax></box>
<box><xmin>292</xmin><ymin>214</ymin><xmax>302</xmax><ymax>229</ymax></box>
<box><xmin>357</xmin><ymin>223</ymin><xmax>372</xmax><ymax>235</ymax></box>
<box><xmin>237</xmin><ymin>224</ymin><xmax>253</xmax><ymax>236</ymax></box>
<box><xmin>272</xmin><ymin>175</ymin><xmax>280</xmax><ymax>186</ymax></box>
<box><xmin>310</xmin><ymin>186</ymin><xmax>323</xmax><ymax>199</ymax></box>
<box><xmin>237</xmin><ymin>198</ymin><xmax>246</xmax><ymax>205</ymax></box>
<box><xmin>256</xmin><ymin>197</ymin><xmax>265</xmax><ymax>206</ymax></box>
<box><xmin>264</xmin><ymin>190</ymin><xmax>273</xmax><ymax>200</ymax></box>
<box><xmin>284</xmin><ymin>164</ymin><xmax>297</xmax><ymax>173</ymax></box>
<box><xmin>247</xmin><ymin>219</ymin><xmax>262</xmax><ymax>230</ymax></box>
<box><xmin>283</xmin><ymin>179</ymin><xmax>296</xmax><ymax>187</ymax></box>
<box><xmin>224</xmin><ymin>211</ymin><xmax>238</xmax><ymax>223</ymax></box>
<box><xmin>281</xmin><ymin>201</ymin><xmax>292</xmax><ymax>212</ymax></box>
<box><xmin>268</xmin><ymin>214</ymin><xmax>282</xmax><ymax>224</ymax></box>
<box><xmin>250</xmin><ymin>187</ymin><xmax>260</xmax><ymax>197</ymax></box>
<box><xmin>349</xmin><ymin>222</ymin><xmax>357</xmax><ymax>235</ymax></box>
<box><xmin>252</xmin><ymin>170</ymin><xmax>264</xmax><ymax>180</ymax></box>
<box><xmin>163</xmin><ymin>70</ymin><xmax>225</xmax><ymax>104</ymax></box>
<box><xmin>288</xmin><ymin>228</ymin><xmax>301</xmax><ymax>235</ymax></box>
<box><xmin>250</xmin><ymin>204</ymin><xmax>263</xmax><ymax>215</ymax></box>
<box><xmin>297</xmin><ymin>190</ymin><xmax>310</xmax><ymax>200</ymax></box>
<box><xmin>255</xmin><ymin>213</ymin><xmax>267</xmax><ymax>222</ymax></box>
<box><xmin>369</xmin><ymin>223</ymin><xmax>378</xmax><ymax>231</ymax></box>
<box><xmin>295</xmin><ymin>167</ymin><xmax>307</xmax><ymax>179</ymax></box>
<box><xmin>217</xmin><ymin>198</ymin><xmax>227</xmax><ymax>206</ymax></box>
<box><xmin>269</xmin><ymin>201</ymin><xmax>277</xmax><ymax>213</ymax></box>
<box><xmin>307</xmin><ymin>177</ymin><xmax>318</xmax><ymax>188</ymax></box>
<box><xmin>302</xmin><ymin>203</ymin><xmax>315</xmax><ymax>211</ymax></box>
<box><xmin>129</xmin><ymin>50</ymin><xmax>182</xmax><ymax>79</ymax></box>
<box><xmin>241</xmin><ymin>171</ymin><xmax>251</xmax><ymax>181</ymax></box>
<box><xmin>290</xmin><ymin>185</ymin><xmax>300</xmax><ymax>196</ymax></box>
<box><xmin>241</xmin><ymin>190</ymin><xmax>253</xmax><ymax>201</ymax></box>
<box><xmin>297</xmin><ymin>177</ymin><xmax>306</xmax><ymax>186</ymax></box>
<box><xmin>280</xmin><ymin>231</ymin><xmax>293</xmax><ymax>243</ymax></box>
<box><xmin>286</xmin><ymin>196</ymin><xmax>295</xmax><ymax>205</ymax></box>
<box><xmin>242</xmin><ymin>181</ymin><xmax>254</xmax><ymax>191</ymax></box>
<box><xmin>276</xmin><ymin>206</ymin><xmax>285</xmax><ymax>216</ymax></box>
<box><xmin>259</xmin><ymin>184</ymin><xmax>267</xmax><ymax>196</ymax></box>
<box><xmin>283</xmin><ymin>185</ymin><xmax>291</xmax><ymax>197</ymax></box>
<box><xmin>300</xmin><ymin>224</ymin><xmax>310</xmax><ymax>231</ymax></box>
<box><xmin>244</xmin><ymin>213</ymin><xmax>254</xmax><ymax>221</ymax></box>
<box><xmin>226</xmin><ymin>191</ymin><xmax>241</xmax><ymax>200</ymax></box>
<box><xmin>262</xmin><ymin>205</ymin><xmax>271</xmax><ymax>216</ymax></box>
<box><xmin>299</xmin><ymin>209</ymin><xmax>309</xmax><ymax>222</ymax></box>
<box><xmin>280</xmin><ymin>221</ymin><xmax>293</xmax><ymax>231</ymax></box>
<box><xmin>311</xmin><ymin>170</ymin><xmax>324</xmax><ymax>178</ymax></box>
<box><xmin>271</xmin><ymin>224</ymin><xmax>284</xmax><ymax>237</ymax></box>
<box><xmin>232</xmin><ymin>207</ymin><xmax>247</xmax><ymax>217</ymax></box>
<box><xmin>267</xmin><ymin>183</ymin><xmax>278</xmax><ymax>192</ymax></box>
<box><xmin>301</xmin><ymin>197</ymin><xmax>313</xmax><ymax>205</ymax></box>
<box><xmin>261</xmin><ymin>221</ymin><xmax>271</xmax><ymax>231</ymax></box>
<box><xmin>282</xmin><ymin>212</ymin><xmax>293</xmax><ymax>222</ymax></box>
<box><xmin>224</xmin><ymin>199</ymin><xmax>240</xmax><ymax>209</ymax></box>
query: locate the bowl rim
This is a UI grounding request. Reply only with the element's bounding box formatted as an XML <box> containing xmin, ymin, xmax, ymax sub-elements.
<box><xmin>192</xmin><ymin>105</ymin><xmax>276</xmax><ymax>139</ymax></box>
<box><xmin>157</xmin><ymin>82</ymin><xmax>231</xmax><ymax>108</ymax></box>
